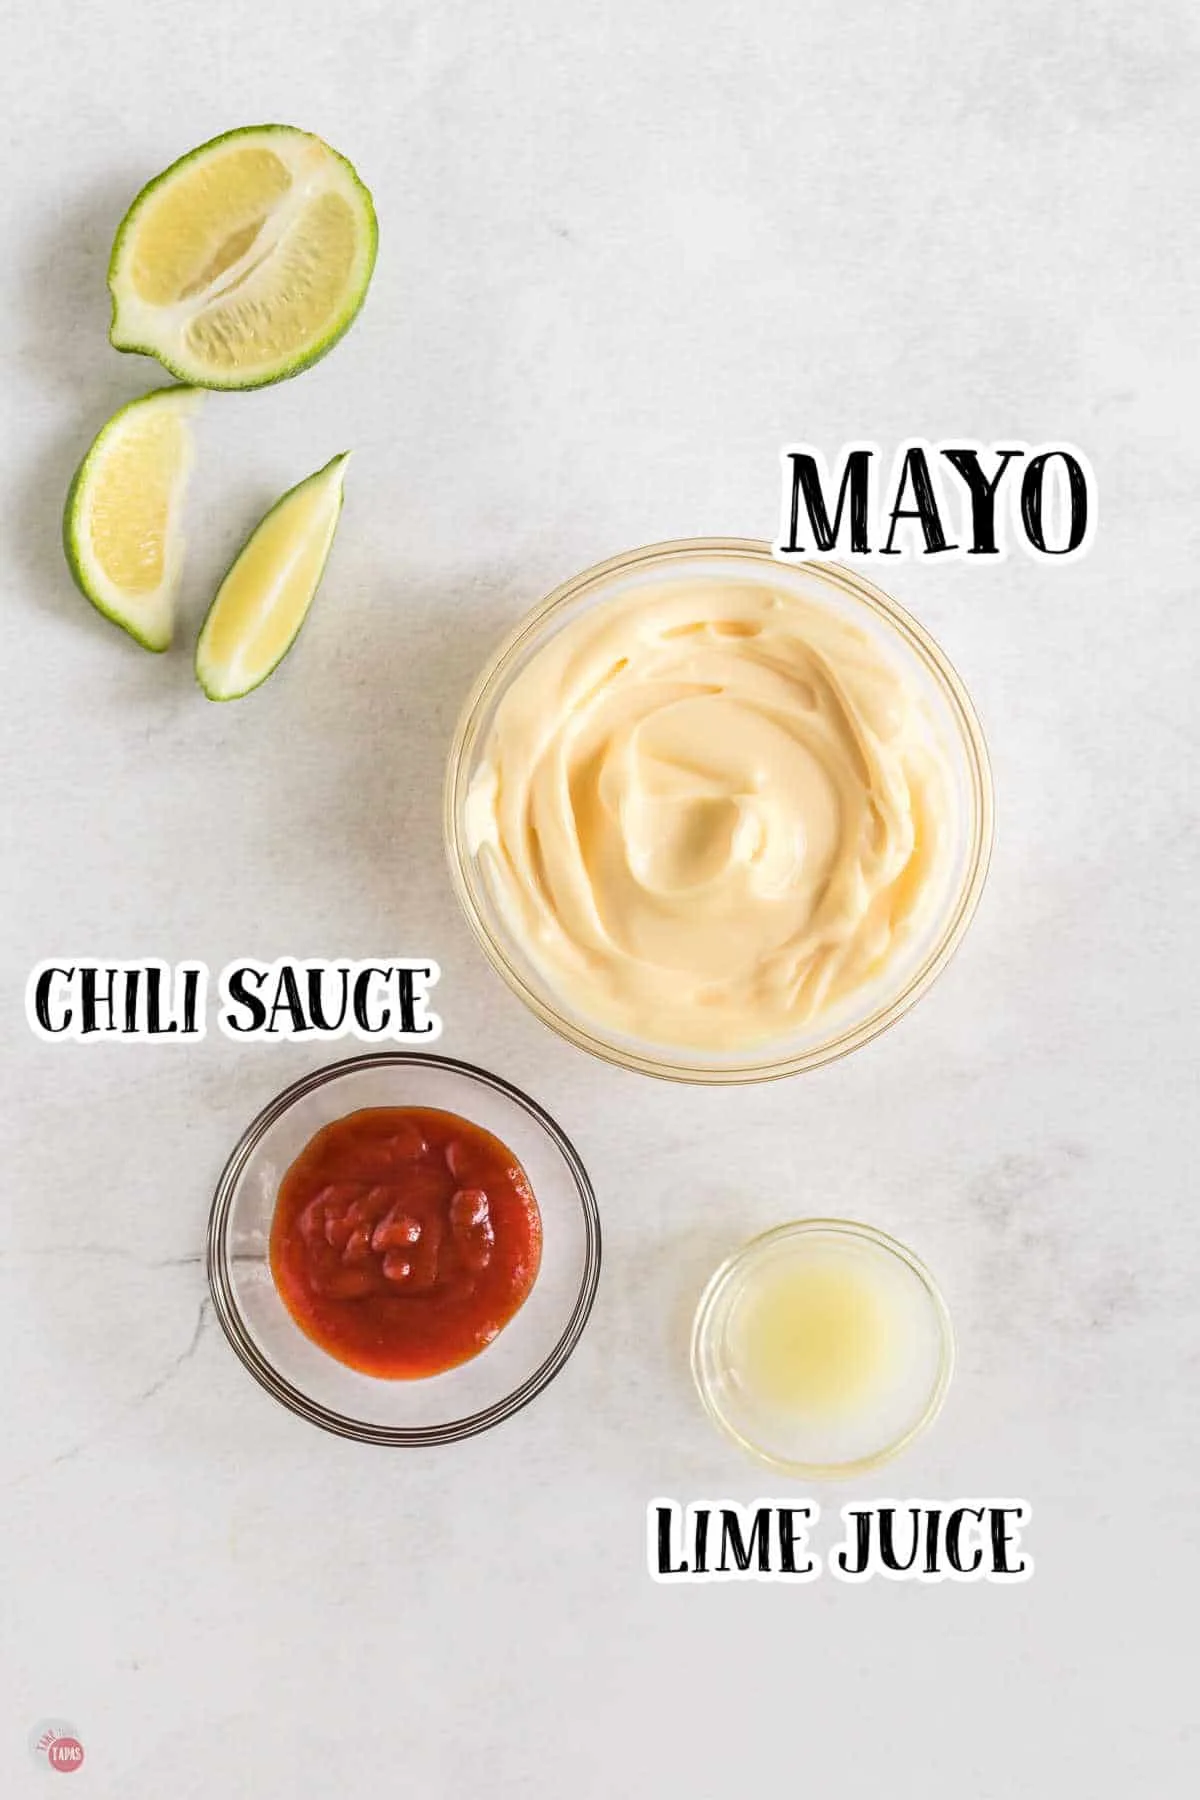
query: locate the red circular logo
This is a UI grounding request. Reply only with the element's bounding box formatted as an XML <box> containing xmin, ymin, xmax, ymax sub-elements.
<box><xmin>47</xmin><ymin>1737</ymin><xmax>85</xmax><ymax>1774</ymax></box>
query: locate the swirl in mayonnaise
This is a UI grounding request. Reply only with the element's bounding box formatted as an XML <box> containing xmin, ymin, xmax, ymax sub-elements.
<box><xmin>465</xmin><ymin>578</ymin><xmax>952</xmax><ymax>1051</ymax></box>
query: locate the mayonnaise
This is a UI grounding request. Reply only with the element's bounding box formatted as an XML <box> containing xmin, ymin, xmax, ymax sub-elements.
<box><xmin>465</xmin><ymin>578</ymin><xmax>952</xmax><ymax>1050</ymax></box>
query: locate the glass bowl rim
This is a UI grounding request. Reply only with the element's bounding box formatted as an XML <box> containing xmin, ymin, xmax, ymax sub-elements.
<box><xmin>689</xmin><ymin>1216</ymin><xmax>956</xmax><ymax>1480</ymax></box>
<box><xmin>444</xmin><ymin>537</ymin><xmax>994</xmax><ymax>1084</ymax></box>
<box><xmin>206</xmin><ymin>1050</ymin><xmax>602</xmax><ymax>1446</ymax></box>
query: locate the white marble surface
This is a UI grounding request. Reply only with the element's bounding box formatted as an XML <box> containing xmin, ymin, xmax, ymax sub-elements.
<box><xmin>2</xmin><ymin>1</ymin><xmax>1198</xmax><ymax>1793</ymax></box>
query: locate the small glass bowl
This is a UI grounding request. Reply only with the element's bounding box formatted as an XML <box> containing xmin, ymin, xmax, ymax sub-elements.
<box><xmin>206</xmin><ymin>1052</ymin><xmax>601</xmax><ymax>1445</ymax></box>
<box><xmin>691</xmin><ymin>1220</ymin><xmax>954</xmax><ymax>1480</ymax></box>
<box><xmin>445</xmin><ymin>539</ymin><xmax>993</xmax><ymax>1084</ymax></box>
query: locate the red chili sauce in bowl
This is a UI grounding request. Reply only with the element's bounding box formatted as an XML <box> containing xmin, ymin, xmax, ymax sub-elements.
<box><xmin>269</xmin><ymin>1107</ymin><xmax>542</xmax><ymax>1377</ymax></box>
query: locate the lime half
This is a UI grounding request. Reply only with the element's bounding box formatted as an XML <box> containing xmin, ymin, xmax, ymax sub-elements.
<box><xmin>195</xmin><ymin>453</ymin><xmax>348</xmax><ymax>700</ymax></box>
<box><xmin>109</xmin><ymin>126</ymin><xmax>377</xmax><ymax>390</ymax></box>
<box><xmin>62</xmin><ymin>387</ymin><xmax>199</xmax><ymax>651</ymax></box>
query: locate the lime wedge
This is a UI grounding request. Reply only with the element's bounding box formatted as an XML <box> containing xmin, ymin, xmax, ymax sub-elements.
<box><xmin>195</xmin><ymin>453</ymin><xmax>348</xmax><ymax>699</ymax></box>
<box><xmin>109</xmin><ymin>126</ymin><xmax>377</xmax><ymax>390</ymax></box>
<box><xmin>62</xmin><ymin>386</ymin><xmax>199</xmax><ymax>651</ymax></box>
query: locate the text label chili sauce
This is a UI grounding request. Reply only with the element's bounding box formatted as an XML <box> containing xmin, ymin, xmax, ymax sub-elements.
<box><xmin>269</xmin><ymin>1107</ymin><xmax>543</xmax><ymax>1377</ymax></box>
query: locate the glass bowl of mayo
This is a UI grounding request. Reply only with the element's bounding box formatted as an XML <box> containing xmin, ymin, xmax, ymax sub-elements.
<box><xmin>445</xmin><ymin>540</ymin><xmax>992</xmax><ymax>1083</ymax></box>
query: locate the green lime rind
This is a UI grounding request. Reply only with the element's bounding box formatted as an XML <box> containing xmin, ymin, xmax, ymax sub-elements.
<box><xmin>62</xmin><ymin>386</ymin><xmax>200</xmax><ymax>652</ymax></box>
<box><xmin>108</xmin><ymin>124</ymin><xmax>378</xmax><ymax>392</ymax></box>
<box><xmin>195</xmin><ymin>452</ymin><xmax>349</xmax><ymax>701</ymax></box>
